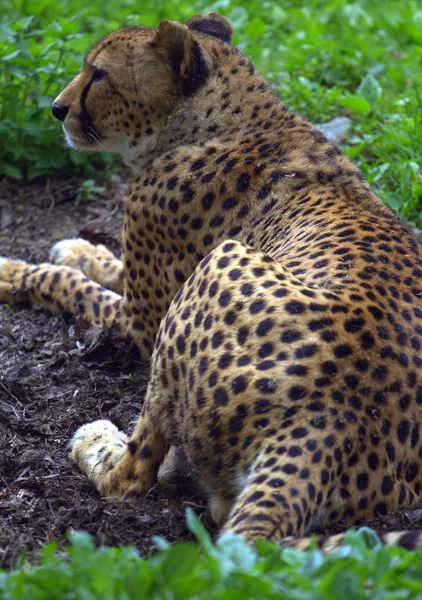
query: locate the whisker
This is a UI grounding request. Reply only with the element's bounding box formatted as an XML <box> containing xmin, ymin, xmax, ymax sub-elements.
<box><xmin>88</xmin><ymin>126</ymin><xmax>108</xmax><ymax>151</ymax></box>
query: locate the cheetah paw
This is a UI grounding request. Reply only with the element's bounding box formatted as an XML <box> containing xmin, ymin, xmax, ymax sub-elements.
<box><xmin>0</xmin><ymin>257</ymin><xmax>27</xmax><ymax>303</ymax></box>
<box><xmin>50</xmin><ymin>238</ymin><xmax>115</xmax><ymax>270</ymax></box>
<box><xmin>71</xmin><ymin>419</ymin><xmax>128</xmax><ymax>493</ymax></box>
<box><xmin>49</xmin><ymin>238</ymin><xmax>95</xmax><ymax>270</ymax></box>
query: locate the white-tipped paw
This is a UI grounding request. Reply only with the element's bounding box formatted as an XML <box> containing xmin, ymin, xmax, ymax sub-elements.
<box><xmin>0</xmin><ymin>256</ymin><xmax>26</xmax><ymax>281</ymax></box>
<box><xmin>0</xmin><ymin>257</ymin><xmax>27</xmax><ymax>303</ymax></box>
<box><xmin>71</xmin><ymin>419</ymin><xmax>128</xmax><ymax>485</ymax></box>
<box><xmin>49</xmin><ymin>238</ymin><xmax>94</xmax><ymax>269</ymax></box>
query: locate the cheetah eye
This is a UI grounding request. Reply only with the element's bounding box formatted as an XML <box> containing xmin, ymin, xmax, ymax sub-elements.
<box><xmin>92</xmin><ymin>68</ymin><xmax>107</xmax><ymax>83</ymax></box>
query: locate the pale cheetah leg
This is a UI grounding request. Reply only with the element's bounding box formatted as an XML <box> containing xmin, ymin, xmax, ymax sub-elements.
<box><xmin>219</xmin><ymin>456</ymin><xmax>334</xmax><ymax>544</ymax></box>
<box><xmin>0</xmin><ymin>258</ymin><xmax>123</xmax><ymax>329</ymax></box>
<box><xmin>219</xmin><ymin>426</ymin><xmax>407</xmax><ymax>545</ymax></box>
<box><xmin>50</xmin><ymin>238</ymin><xmax>124</xmax><ymax>294</ymax></box>
<box><xmin>71</xmin><ymin>390</ymin><xmax>168</xmax><ymax>498</ymax></box>
<box><xmin>286</xmin><ymin>530</ymin><xmax>422</xmax><ymax>552</ymax></box>
<box><xmin>209</xmin><ymin>495</ymin><xmax>235</xmax><ymax>527</ymax></box>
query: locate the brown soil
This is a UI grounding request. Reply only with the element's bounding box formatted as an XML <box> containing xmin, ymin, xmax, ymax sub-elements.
<box><xmin>1</xmin><ymin>176</ymin><xmax>421</xmax><ymax>570</ymax></box>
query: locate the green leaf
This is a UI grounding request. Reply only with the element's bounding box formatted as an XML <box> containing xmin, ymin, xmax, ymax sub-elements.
<box><xmin>1</xmin><ymin>163</ymin><xmax>23</xmax><ymax>179</ymax></box>
<box><xmin>216</xmin><ymin>534</ymin><xmax>257</xmax><ymax>579</ymax></box>
<box><xmin>354</xmin><ymin>527</ymin><xmax>383</xmax><ymax>550</ymax></box>
<box><xmin>340</xmin><ymin>94</ymin><xmax>371</xmax><ymax>115</ymax></box>
<box><xmin>186</xmin><ymin>508</ymin><xmax>214</xmax><ymax>550</ymax></box>
<box><xmin>345</xmin><ymin>141</ymin><xmax>368</xmax><ymax>159</ymax></box>
<box><xmin>38</xmin><ymin>95</ymin><xmax>55</xmax><ymax>108</ymax></box>
<box><xmin>357</xmin><ymin>74</ymin><xmax>382</xmax><ymax>107</ymax></box>
<box><xmin>152</xmin><ymin>536</ymin><xmax>171</xmax><ymax>550</ymax></box>
<box><xmin>2</xmin><ymin>49</ymin><xmax>20</xmax><ymax>61</ymax></box>
<box><xmin>227</xmin><ymin>6</ymin><xmax>249</xmax><ymax>29</ymax></box>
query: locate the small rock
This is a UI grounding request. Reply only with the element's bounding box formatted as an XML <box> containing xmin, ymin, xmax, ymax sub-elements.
<box><xmin>316</xmin><ymin>117</ymin><xmax>352</xmax><ymax>144</ymax></box>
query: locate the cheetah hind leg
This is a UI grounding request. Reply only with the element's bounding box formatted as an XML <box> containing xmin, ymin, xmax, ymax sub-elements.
<box><xmin>218</xmin><ymin>462</ymin><xmax>422</xmax><ymax>550</ymax></box>
<box><xmin>50</xmin><ymin>238</ymin><xmax>124</xmax><ymax>294</ymax></box>
<box><xmin>218</xmin><ymin>454</ymin><xmax>334</xmax><ymax>546</ymax></box>
<box><xmin>71</xmin><ymin>399</ymin><xmax>168</xmax><ymax>499</ymax></box>
<box><xmin>209</xmin><ymin>495</ymin><xmax>236</xmax><ymax>527</ymax></box>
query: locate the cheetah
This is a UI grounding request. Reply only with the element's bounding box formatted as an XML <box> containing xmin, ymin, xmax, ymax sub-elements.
<box><xmin>1</xmin><ymin>12</ymin><xmax>422</xmax><ymax>549</ymax></box>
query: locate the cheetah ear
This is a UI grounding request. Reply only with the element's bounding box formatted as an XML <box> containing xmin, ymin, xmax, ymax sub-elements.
<box><xmin>155</xmin><ymin>19</ymin><xmax>210</xmax><ymax>96</ymax></box>
<box><xmin>186</xmin><ymin>12</ymin><xmax>233</xmax><ymax>43</ymax></box>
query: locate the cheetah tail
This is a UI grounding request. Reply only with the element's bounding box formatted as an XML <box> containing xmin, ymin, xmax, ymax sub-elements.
<box><xmin>285</xmin><ymin>529</ymin><xmax>422</xmax><ymax>553</ymax></box>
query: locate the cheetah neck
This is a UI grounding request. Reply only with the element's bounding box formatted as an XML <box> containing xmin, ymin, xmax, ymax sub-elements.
<box><xmin>125</xmin><ymin>50</ymin><xmax>320</xmax><ymax>172</ymax></box>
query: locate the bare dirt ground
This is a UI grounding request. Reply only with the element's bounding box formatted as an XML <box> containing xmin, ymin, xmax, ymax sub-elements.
<box><xmin>1</xmin><ymin>175</ymin><xmax>421</xmax><ymax>570</ymax></box>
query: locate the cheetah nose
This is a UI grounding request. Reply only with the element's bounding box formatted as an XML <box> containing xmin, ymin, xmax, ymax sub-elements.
<box><xmin>52</xmin><ymin>102</ymin><xmax>69</xmax><ymax>122</ymax></box>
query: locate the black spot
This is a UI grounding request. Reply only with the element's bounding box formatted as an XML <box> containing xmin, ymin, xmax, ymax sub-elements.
<box><xmin>213</xmin><ymin>388</ymin><xmax>229</xmax><ymax>406</ymax></box>
<box><xmin>229</xmin><ymin>269</ymin><xmax>241</xmax><ymax>281</ymax></box>
<box><xmin>232</xmin><ymin>376</ymin><xmax>247</xmax><ymax>394</ymax></box>
<box><xmin>241</xmin><ymin>283</ymin><xmax>254</xmax><ymax>297</ymax></box>
<box><xmin>344</xmin><ymin>318</ymin><xmax>364</xmax><ymax>333</ymax></box>
<box><xmin>219</xmin><ymin>290</ymin><xmax>231</xmax><ymax>307</ymax></box>
<box><xmin>282</xmin><ymin>463</ymin><xmax>298</xmax><ymax>475</ymax></box>
<box><xmin>397</xmin><ymin>420</ymin><xmax>410</xmax><ymax>444</ymax></box>
<box><xmin>281</xmin><ymin>330</ymin><xmax>302</xmax><ymax>343</ymax></box>
<box><xmin>375</xmin><ymin>502</ymin><xmax>388</xmax><ymax>516</ymax></box>
<box><xmin>368</xmin><ymin>305</ymin><xmax>384</xmax><ymax>321</ymax></box>
<box><xmin>321</xmin><ymin>330</ymin><xmax>337</xmax><ymax>343</ymax></box>
<box><xmin>191</xmin><ymin>159</ymin><xmax>205</xmax><ymax>171</ymax></box>
<box><xmin>258</xmin><ymin>342</ymin><xmax>274</xmax><ymax>358</ymax></box>
<box><xmin>386</xmin><ymin>441</ymin><xmax>396</xmax><ymax>462</ymax></box>
<box><xmin>356</xmin><ymin>473</ymin><xmax>369</xmax><ymax>491</ymax></box>
<box><xmin>236</xmin><ymin>173</ymin><xmax>250</xmax><ymax>192</ymax></box>
<box><xmin>285</xmin><ymin>300</ymin><xmax>306</xmax><ymax>314</ymax></box>
<box><xmin>223</xmin><ymin>197</ymin><xmax>239</xmax><ymax>210</ymax></box>
<box><xmin>256</xmin><ymin>360</ymin><xmax>276</xmax><ymax>370</ymax></box>
<box><xmin>320</xmin><ymin>361</ymin><xmax>337</xmax><ymax>376</ymax></box>
<box><xmin>211</xmin><ymin>331</ymin><xmax>223</xmax><ymax>349</ymax></box>
<box><xmin>273</xmin><ymin>288</ymin><xmax>289</xmax><ymax>298</ymax></box>
<box><xmin>167</xmin><ymin>176</ymin><xmax>178</xmax><ymax>190</ymax></box>
<box><xmin>237</xmin><ymin>327</ymin><xmax>249</xmax><ymax>345</ymax></box>
<box><xmin>139</xmin><ymin>446</ymin><xmax>152</xmax><ymax>459</ymax></box>
<box><xmin>354</xmin><ymin>359</ymin><xmax>369</xmax><ymax>372</ymax></box>
<box><xmin>291</xmin><ymin>427</ymin><xmax>308</xmax><ymax>439</ymax></box>
<box><xmin>191</xmin><ymin>217</ymin><xmax>203</xmax><ymax>230</ymax></box>
<box><xmin>127</xmin><ymin>441</ymin><xmax>138</xmax><ymax>455</ymax></box>
<box><xmin>286</xmin><ymin>365</ymin><xmax>308</xmax><ymax>376</ymax></box>
<box><xmin>381</xmin><ymin>476</ymin><xmax>394</xmax><ymax>495</ymax></box>
<box><xmin>360</xmin><ymin>331</ymin><xmax>375</xmax><ymax>349</ymax></box>
<box><xmin>405</xmin><ymin>463</ymin><xmax>419</xmax><ymax>482</ymax></box>
<box><xmin>250</xmin><ymin>299</ymin><xmax>265</xmax><ymax>314</ymax></box>
<box><xmin>255</xmin><ymin>378</ymin><xmax>277</xmax><ymax>393</ymax></box>
<box><xmin>372</xmin><ymin>365</ymin><xmax>388</xmax><ymax>381</ymax></box>
<box><xmin>202</xmin><ymin>192</ymin><xmax>215</xmax><ymax>210</ymax></box>
<box><xmin>334</xmin><ymin>344</ymin><xmax>352</xmax><ymax>358</ymax></box>
<box><xmin>209</xmin><ymin>282</ymin><xmax>218</xmax><ymax>297</ymax></box>
<box><xmin>309</xmin><ymin>318</ymin><xmax>333</xmax><ymax>331</ymax></box>
<box><xmin>295</xmin><ymin>344</ymin><xmax>318</xmax><ymax>359</ymax></box>
<box><xmin>256</xmin><ymin>318</ymin><xmax>273</xmax><ymax>336</ymax></box>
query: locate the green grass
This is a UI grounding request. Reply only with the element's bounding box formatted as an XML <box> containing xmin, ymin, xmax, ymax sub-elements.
<box><xmin>0</xmin><ymin>0</ymin><xmax>421</xmax><ymax>224</ymax></box>
<box><xmin>1</xmin><ymin>0</ymin><xmax>422</xmax><ymax>592</ymax></box>
<box><xmin>1</xmin><ymin>511</ymin><xmax>422</xmax><ymax>599</ymax></box>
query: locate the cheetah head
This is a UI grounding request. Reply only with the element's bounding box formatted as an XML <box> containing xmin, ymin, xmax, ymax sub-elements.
<box><xmin>52</xmin><ymin>13</ymin><xmax>232</xmax><ymax>166</ymax></box>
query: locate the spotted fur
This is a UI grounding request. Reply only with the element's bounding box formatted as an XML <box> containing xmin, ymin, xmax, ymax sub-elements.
<box><xmin>1</xmin><ymin>13</ymin><xmax>422</xmax><ymax>550</ymax></box>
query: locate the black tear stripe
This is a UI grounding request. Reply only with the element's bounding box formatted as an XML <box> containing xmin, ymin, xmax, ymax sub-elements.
<box><xmin>182</xmin><ymin>40</ymin><xmax>209</xmax><ymax>97</ymax></box>
<box><xmin>79</xmin><ymin>75</ymin><xmax>96</xmax><ymax>142</ymax></box>
<box><xmin>78</xmin><ymin>74</ymin><xmax>130</xmax><ymax>141</ymax></box>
